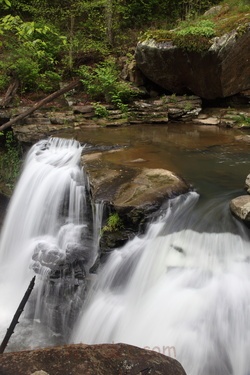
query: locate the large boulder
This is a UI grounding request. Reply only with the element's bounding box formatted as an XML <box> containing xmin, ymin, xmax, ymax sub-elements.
<box><xmin>135</xmin><ymin>24</ymin><xmax>250</xmax><ymax>100</ymax></box>
<box><xmin>82</xmin><ymin>149</ymin><xmax>190</xmax><ymax>255</ymax></box>
<box><xmin>82</xmin><ymin>151</ymin><xmax>189</xmax><ymax>218</ymax></box>
<box><xmin>0</xmin><ymin>343</ymin><xmax>187</xmax><ymax>375</ymax></box>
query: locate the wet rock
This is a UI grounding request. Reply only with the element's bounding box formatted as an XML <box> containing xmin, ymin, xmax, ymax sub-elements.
<box><xmin>230</xmin><ymin>195</ymin><xmax>250</xmax><ymax>223</ymax></box>
<box><xmin>245</xmin><ymin>174</ymin><xmax>250</xmax><ymax>194</ymax></box>
<box><xmin>0</xmin><ymin>193</ymin><xmax>9</xmax><ymax>227</ymax></box>
<box><xmin>235</xmin><ymin>135</ymin><xmax>250</xmax><ymax>143</ymax></box>
<box><xmin>100</xmin><ymin>229</ymin><xmax>135</xmax><ymax>255</ymax></box>
<box><xmin>193</xmin><ymin>116</ymin><xmax>220</xmax><ymax>125</ymax></box>
<box><xmin>83</xmin><ymin>148</ymin><xmax>190</xmax><ymax>253</ymax></box>
<box><xmin>0</xmin><ymin>343</ymin><xmax>187</xmax><ymax>375</ymax></box>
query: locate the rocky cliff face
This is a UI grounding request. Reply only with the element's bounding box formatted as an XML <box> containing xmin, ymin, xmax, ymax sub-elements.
<box><xmin>135</xmin><ymin>24</ymin><xmax>250</xmax><ymax>100</ymax></box>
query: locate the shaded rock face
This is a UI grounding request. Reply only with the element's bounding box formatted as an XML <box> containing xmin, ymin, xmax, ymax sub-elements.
<box><xmin>0</xmin><ymin>343</ymin><xmax>187</xmax><ymax>375</ymax></box>
<box><xmin>135</xmin><ymin>24</ymin><xmax>250</xmax><ymax>100</ymax></box>
<box><xmin>0</xmin><ymin>193</ymin><xmax>9</xmax><ymax>227</ymax></box>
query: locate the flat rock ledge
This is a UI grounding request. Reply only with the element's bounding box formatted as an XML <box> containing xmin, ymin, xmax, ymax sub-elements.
<box><xmin>2</xmin><ymin>95</ymin><xmax>249</xmax><ymax>144</ymax></box>
<box><xmin>0</xmin><ymin>343</ymin><xmax>187</xmax><ymax>375</ymax></box>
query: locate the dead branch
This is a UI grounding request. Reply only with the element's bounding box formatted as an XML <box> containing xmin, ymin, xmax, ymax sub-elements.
<box><xmin>0</xmin><ymin>79</ymin><xmax>81</xmax><ymax>132</ymax></box>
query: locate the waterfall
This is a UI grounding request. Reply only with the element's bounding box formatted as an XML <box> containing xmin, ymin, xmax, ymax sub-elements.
<box><xmin>92</xmin><ymin>201</ymin><xmax>104</xmax><ymax>263</ymax></box>
<box><xmin>0</xmin><ymin>137</ymin><xmax>93</xmax><ymax>350</ymax></box>
<box><xmin>1</xmin><ymin>134</ymin><xmax>250</xmax><ymax>374</ymax></box>
<box><xmin>72</xmin><ymin>192</ymin><xmax>250</xmax><ymax>375</ymax></box>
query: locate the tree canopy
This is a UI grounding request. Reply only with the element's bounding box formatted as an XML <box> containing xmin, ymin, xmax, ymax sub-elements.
<box><xmin>0</xmin><ymin>0</ymin><xmax>228</xmax><ymax>96</ymax></box>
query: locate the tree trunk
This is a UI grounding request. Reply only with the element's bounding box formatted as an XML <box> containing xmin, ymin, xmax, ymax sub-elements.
<box><xmin>106</xmin><ymin>0</ymin><xmax>114</xmax><ymax>47</ymax></box>
<box><xmin>0</xmin><ymin>80</ymin><xmax>81</xmax><ymax>132</ymax></box>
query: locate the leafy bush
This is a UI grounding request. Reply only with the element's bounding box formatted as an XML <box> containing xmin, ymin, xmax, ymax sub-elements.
<box><xmin>93</xmin><ymin>102</ymin><xmax>109</xmax><ymax>118</ymax></box>
<box><xmin>78</xmin><ymin>58</ymin><xmax>137</xmax><ymax>107</ymax></box>
<box><xmin>37</xmin><ymin>71</ymin><xmax>61</xmax><ymax>92</ymax></box>
<box><xmin>0</xmin><ymin>15</ymin><xmax>65</xmax><ymax>92</ymax></box>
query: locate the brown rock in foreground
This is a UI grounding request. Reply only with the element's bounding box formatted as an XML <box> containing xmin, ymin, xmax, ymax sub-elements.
<box><xmin>0</xmin><ymin>343</ymin><xmax>187</xmax><ymax>375</ymax></box>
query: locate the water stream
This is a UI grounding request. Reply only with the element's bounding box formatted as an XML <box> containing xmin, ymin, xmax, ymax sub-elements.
<box><xmin>0</xmin><ymin>137</ymin><xmax>93</xmax><ymax>349</ymax></box>
<box><xmin>0</xmin><ymin>127</ymin><xmax>249</xmax><ymax>374</ymax></box>
<box><xmin>72</xmin><ymin>191</ymin><xmax>250</xmax><ymax>375</ymax></box>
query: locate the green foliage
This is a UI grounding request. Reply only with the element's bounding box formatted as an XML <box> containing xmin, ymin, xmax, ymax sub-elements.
<box><xmin>0</xmin><ymin>0</ymin><xmax>11</xmax><ymax>9</ymax></box>
<box><xmin>0</xmin><ymin>0</ymin><xmax>247</xmax><ymax>97</ymax></box>
<box><xmin>78</xmin><ymin>58</ymin><xmax>137</xmax><ymax>107</ymax></box>
<box><xmin>0</xmin><ymin>131</ymin><xmax>22</xmax><ymax>193</ymax></box>
<box><xmin>0</xmin><ymin>15</ymin><xmax>64</xmax><ymax>92</ymax></box>
<box><xmin>93</xmin><ymin>102</ymin><xmax>109</xmax><ymax>118</ymax></box>
<box><xmin>102</xmin><ymin>212</ymin><xmax>124</xmax><ymax>233</ymax></box>
<box><xmin>175</xmin><ymin>20</ymin><xmax>215</xmax><ymax>38</ymax></box>
<box><xmin>36</xmin><ymin>71</ymin><xmax>61</xmax><ymax>92</ymax></box>
<box><xmin>0</xmin><ymin>67</ymin><xmax>10</xmax><ymax>91</ymax></box>
<box><xmin>168</xmin><ymin>93</ymin><xmax>178</xmax><ymax>103</ymax></box>
<box><xmin>142</xmin><ymin>19</ymin><xmax>216</xmax><ymax>52</ymax></box>
<box><xmin>232</xmin><ymin>114</ymin><xmax>250</xmax><ymax>127</ymax></box>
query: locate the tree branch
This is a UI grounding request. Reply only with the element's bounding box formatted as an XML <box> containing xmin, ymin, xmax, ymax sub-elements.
<box><xmin>0</xmin><ymin>79</ymin><xmax>81</xmax><ymax>132</ymax></box>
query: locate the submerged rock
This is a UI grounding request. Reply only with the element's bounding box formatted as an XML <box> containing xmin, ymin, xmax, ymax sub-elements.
<box><xmin>0</xmin><ymin>343</ymin><xmax>187</xmax><ymax>375</ymax></box>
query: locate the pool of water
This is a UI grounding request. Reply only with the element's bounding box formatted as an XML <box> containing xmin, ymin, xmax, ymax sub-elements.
<box><xmin>57</xmin><ymin>123</ymin><xmax>250</xmax><ymax>199</ymax></box>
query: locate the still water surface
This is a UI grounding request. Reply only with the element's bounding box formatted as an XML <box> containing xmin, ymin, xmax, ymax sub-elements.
<box><xmin>58</xmin><ymin>123</ymin><xmax>250</xmax><ymax>199</ymax></box>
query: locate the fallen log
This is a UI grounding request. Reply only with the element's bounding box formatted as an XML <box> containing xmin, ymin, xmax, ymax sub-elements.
<box><xmin>0</xmin><ymin>79</ymin><xmax>81</xmax><ymax>132</ymax></box>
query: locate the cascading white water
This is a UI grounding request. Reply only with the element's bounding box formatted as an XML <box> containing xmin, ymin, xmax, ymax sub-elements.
<box><xmin>1</xmin><ymin>133</ymin><xmax>250</xmax><ymax>373</ymax></box>
<box><xmin>0</xmin><ymin>137</ymin><xmax>92</xmax><ymax>350</ymax></box>
<box><xmin>93</xmin><ymin>201</ymin><xmax>104</xmax><ymax>261</ymax></box>
<box><xmin>72</xmin><ymin>192</ymin><xmax>250</xmax><ymax>375</ymax></box>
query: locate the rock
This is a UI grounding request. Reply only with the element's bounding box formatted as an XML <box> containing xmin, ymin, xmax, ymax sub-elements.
<box><xmin>0</xmin><ymin>193</ymin><xmax>9</xmax><ymax>226</ymax></box>
<box><xmin>245</xmin><ymin>174</ymin><xmax>250</xmax><ymax>194</ymax></box>
<box><xmin>114</xmin><ymin>168</ymin><xmax>188</xmax><ymax>210</ymax></box>
<box><xmin>73</xmin><ymin>105</ymin><xmax>94</xmax><ymax>114</ymax></box>
<box><xmin>203</xmin><ymin>5</ymin><xmax>227</xmax><ymax>16</ymax></box>
<box><xmin>235</xmin><ymin>135</ymin><xmax>250</xmax><ymax>143</ymax></box>
<box><xmin>9</xmin><ymin>94</ymin><xmax>204</xmax><ymax>143</ymax></box>
<box><xmin>230</xmin><ymin>195</ymin><xmax>250</xmax><ymax>223</ymax></box>
<box><xmin>193</xmin><ymin>116</ymin><xmax>220</xmax><ymax>125</ymax></box>
<box><xmin>121</xmin><ymin>59</ymin><xmax>145</xmax><ymax>86</ymax></box>
<box><xmin>82</xmin><ymin>148</ymin><xmax>190</xmax><ymax>253</ymax></box>
<box><xmin>135</xmin><ymin>24</ymin><xmax>250</xmax><ymax>99</ymax></box>
<box><xmin>0</xmin><ymin>343</ymin><xmax>187</xmax><ymax>375</ymax></box>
